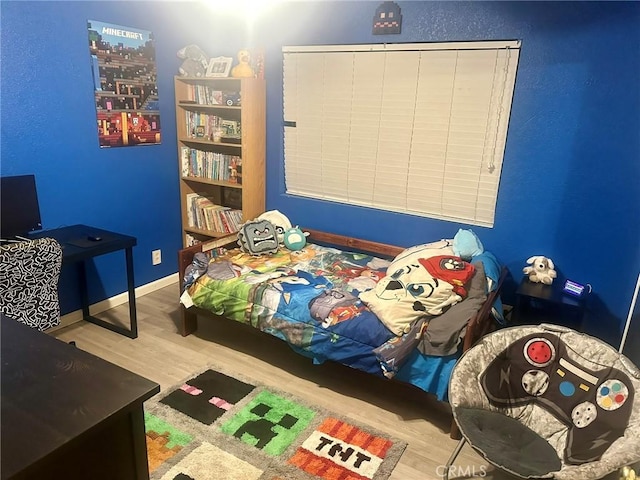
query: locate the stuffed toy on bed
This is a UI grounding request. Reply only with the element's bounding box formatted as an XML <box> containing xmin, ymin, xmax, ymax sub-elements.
<box><xmin>360</xmin><ymin>249</ymin><xmax>475</xmax><ymax>336</ymax></box>
<box><xmin>237</xmin><ymin>219</ymin><xmax>279</xmax><ymax>256</ymax></box>
<box><xmin>283</xmin><ymin>226</ymin><xmax>309</xmax><ymax>251</ymax></box>
<box><xmin>257</xmin><ymin>210</ymin><xmax>292</xmax><ymax>246</ymax></box>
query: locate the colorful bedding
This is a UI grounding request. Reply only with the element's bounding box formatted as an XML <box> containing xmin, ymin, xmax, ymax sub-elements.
<box><xmin>184</xmin><ymin>242</ymin><xmax>503</xmax><ymax>401</ymax></box>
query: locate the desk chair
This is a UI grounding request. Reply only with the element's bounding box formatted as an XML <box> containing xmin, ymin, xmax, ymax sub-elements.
<box><xmin>445</xmin><ymin>324</ymin><xmax>640</xmax><ymax>480</ymax></box>
<box><xmin>0</xmin><ymin>237</ymin><xmax>63</xmax><ymax>330</ymax></box>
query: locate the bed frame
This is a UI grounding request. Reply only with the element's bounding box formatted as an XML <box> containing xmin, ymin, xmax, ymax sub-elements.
<box><xmin>177</xmin><ymin>229</ymin><xmax>507</xmax><ymax>438</ymax></box>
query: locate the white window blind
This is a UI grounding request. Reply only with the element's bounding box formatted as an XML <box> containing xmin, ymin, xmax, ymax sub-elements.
<box><xmin>283</xmin><ymin>41</ymin><xmax>520</xmax><ymax>227</ymax></box>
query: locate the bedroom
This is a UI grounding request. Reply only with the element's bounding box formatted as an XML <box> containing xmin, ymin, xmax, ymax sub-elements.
<box><xmin>1</xmin><ymin>1</ymin><xmax>639</xmax><ymax>479</ymax></box>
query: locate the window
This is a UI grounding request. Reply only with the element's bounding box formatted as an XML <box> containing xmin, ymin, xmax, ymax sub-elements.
<box><xmin>282</xmin><ymin>41</ymin><xmax>520</xmax><ymax>227</ymax></box>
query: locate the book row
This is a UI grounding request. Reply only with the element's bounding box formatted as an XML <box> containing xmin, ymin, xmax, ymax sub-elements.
<box><xmin>181</xmin><ymin>147</ymin><xmax>242</xmax><ymax>184</ymax></box>
<box><xmin>185</xmin><ymin>111</ymin><xmax>241</xmax><ymax>141</ymax></box>
<box><xmin>186</xmin><ymin>85</ymin><xmax>241</xmax><ymax>106</ymax></box>
<box><xmin>186</xmin><ymin>193</ymin><xmax>243</xmax><ymax>234</ymax></box>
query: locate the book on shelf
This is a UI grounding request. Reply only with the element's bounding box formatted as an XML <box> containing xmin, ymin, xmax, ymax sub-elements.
<box><xmin>185</xmin><ymin>111</ymin><xmax>240</xmax><ymax>142</ymax></box>
<box><xmin>185</xmin><ymin>193</ymin><xmax>242</xmax><ymax>234</ymax></box>
<box><xmin>185</xmin><ymin>233</ymin><xmax>200</xmax><ymax>247</ymax></box>
<box><xmin>187</xmin><ymin>84</ymin><xmax>223</xmax><ymax>105</ymax></box>
<box><xmin>180</xmin><ymin>146</ymin><xmax>242</xmax><ymax>184</ymax></box>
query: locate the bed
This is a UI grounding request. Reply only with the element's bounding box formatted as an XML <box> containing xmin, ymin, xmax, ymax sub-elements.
<box><xmin>178</xmin><ymin>228</ymin><xmax>506</xmax><ymax>434</ymax></box>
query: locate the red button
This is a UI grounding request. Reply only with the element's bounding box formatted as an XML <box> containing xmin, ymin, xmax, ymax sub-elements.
<box><xmin>615</xmin><ymin>394</ymin><xmax>626</xmax><ymax>404</ymax></box>
<box><xmin>526</xmin><ymin>340</ymin><xmax>553</xmax><ymax>365</ymax></box>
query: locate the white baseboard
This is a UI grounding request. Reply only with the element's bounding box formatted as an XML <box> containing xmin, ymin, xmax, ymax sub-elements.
<box><xmin>50</xmin><ymin>273</ymin><xmax>178</xmax><ymax>331</ymax></box>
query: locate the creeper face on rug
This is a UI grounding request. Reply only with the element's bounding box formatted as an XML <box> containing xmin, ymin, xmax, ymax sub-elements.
<box><xmin>233</xmin><ymin>403</ymin><xmax>298</xmax><ymax>449</ymax></box>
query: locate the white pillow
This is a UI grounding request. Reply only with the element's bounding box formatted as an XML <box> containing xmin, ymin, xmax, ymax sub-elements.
<box><xmin>360</xmin><ymin>247</ymin><xmax>475</xmax><ymax>336</ymax></box>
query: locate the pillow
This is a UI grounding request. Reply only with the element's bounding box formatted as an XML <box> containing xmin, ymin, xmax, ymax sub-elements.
<box><xmin>359</xmin><ymin>253</ymin><xmax>475</xmax><ymax>336</ymax></box>
<box><xmin>418</xmin><ymin>261</ymin><xmax>488</xmax><ymax>356</ymax></box>
<box><xmin>257</xmin><ymin>210</ymin><xmax>292</xmax><ymax>245</ymax></box>
<box><xmin>453</xmin><ymin>229</ymin><xmax>484</xmax><ymax>260</ymax></box>
<box><xmin>389</xmin><ymin>239</ymin><xmax>454</xmax><ymax>266</ymax></box>
<box><xmin>237</xmin><ymin>219</ymin><xmax>279</xmax><ymax>255</ymax></box>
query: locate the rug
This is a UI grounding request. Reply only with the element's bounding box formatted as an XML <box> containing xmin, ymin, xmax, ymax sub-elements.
<box><xmin>144</xmin><ymin>365</ymin><xmax>407</xmax><ymax>480</ymax></box>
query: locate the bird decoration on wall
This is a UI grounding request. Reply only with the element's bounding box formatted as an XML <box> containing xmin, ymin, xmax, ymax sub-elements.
<box><xmin>372</xmin><ymin>1</ymin><xmax>402</xmax><ymax>35</ymax></box>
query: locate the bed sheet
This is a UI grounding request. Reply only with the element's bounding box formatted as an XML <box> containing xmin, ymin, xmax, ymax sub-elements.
<box><xmin>185</xmin><ymin>243</ymin><xmax>491</xmax><ymax>400</ymax></box>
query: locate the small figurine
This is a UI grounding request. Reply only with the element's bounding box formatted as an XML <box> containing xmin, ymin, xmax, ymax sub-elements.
<box><xmin>231</xmin><ymin>49</ymin><xmax>255</xmax><ymax>78</ymax></box>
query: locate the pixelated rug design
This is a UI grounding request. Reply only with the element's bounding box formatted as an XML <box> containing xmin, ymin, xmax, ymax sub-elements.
<box><xmin>145</xmin><ymin>366</ymin><xmax>407</xmax><ymax>480</ymax></box>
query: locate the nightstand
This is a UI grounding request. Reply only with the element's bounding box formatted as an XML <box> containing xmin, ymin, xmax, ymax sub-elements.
<box><xmin>514</xmin><ymin>276</ymin><xmax>587</xmax><ymax>330</ymax></box>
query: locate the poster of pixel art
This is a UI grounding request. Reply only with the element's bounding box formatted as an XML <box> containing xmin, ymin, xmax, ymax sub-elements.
<box><xmin>88</xmin><ymin>20</ymin><xmax>161</xmax><ymax>148</ymax></box>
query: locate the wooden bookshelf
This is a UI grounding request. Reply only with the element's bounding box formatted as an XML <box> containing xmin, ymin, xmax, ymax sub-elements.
<box><xmin>174</xmin><ymin>76</ymin><xmax>265</xmax><ymax>247</ymax></box>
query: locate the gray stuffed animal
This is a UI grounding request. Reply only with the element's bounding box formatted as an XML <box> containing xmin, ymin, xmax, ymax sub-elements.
<box><xmin>177</xmin><ymin>44</ymin><xmax>208</xmax><ymax>77</ymax></box>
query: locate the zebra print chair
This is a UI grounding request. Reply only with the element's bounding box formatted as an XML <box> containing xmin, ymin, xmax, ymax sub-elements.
<box><xmin>0</xmin><ymin>237</ymin><xmax>63</xmax><ymax>330</ymax></box>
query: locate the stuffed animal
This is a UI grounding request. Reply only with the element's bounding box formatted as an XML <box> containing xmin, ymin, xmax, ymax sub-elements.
<box><xmin>283</xmin><ymin>226</ymin><xmax>309</xmax><ymax>251</ymax></box>
<box><xmin>231</xmin><ymin>49</ymin><xmax>255</xmax><ymax>78</ymax></box>
<box><xmin>257</xmin><ymin>210</ymin><xmax>292</xmax><ymax>246</ymax></box>
<box><xmin>177</xmin><ymin>44</ymin><xmax>208</xmax><ymax>77</ymax></box>
<box><xmin>237</xmin><ymin>219</ymin><xmax>279</xmax><ymax>256</ymax></box>
<box><xmin>523</xmin><ymin>255</ymin><xmax>557</xmax><ymax>285</ymax></box>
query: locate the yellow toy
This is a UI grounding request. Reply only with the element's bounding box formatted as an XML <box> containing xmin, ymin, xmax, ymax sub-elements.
<box><xmin>620</xmin><ymin>466</ymin><xmax>637</xmax><ymax>480</ymax></box>
<box><xmin>231</xmin><ymin>49</ymin><xmax>255</xmax><ymax>78</ymax></box>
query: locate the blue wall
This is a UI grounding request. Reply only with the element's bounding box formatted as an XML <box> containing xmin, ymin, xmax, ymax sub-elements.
<box><xmin>256</xmin><ymin>1</ymin><xmax>640</xmax><ymax>345</ymax></box>
<box><xmin>2</xmin><ymin>1</ymin><xmax>638</xmax><ymax>346</ymax></box>
<box><xmin>1</xmin><ymin>1</ymin><xmax>248</xmax><ymax>313</ymax></box>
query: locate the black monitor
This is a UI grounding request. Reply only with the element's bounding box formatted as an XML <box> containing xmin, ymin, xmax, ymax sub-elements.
<box><xmin>1</xmin><ymin>174</ymin><xmax>43</xmax><ymax>239</ymax></box>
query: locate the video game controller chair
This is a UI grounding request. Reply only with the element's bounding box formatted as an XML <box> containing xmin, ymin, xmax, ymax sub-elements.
<box><xmin>444</xmin><ymin>324</ymin><xmax>640</xmax><ymax>480</ymax></box>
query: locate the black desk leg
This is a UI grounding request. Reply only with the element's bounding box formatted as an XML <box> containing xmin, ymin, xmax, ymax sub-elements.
<box><xmin>125</xmin><ymin>246</ymin><xmax>138</xmax><ymax>338</ymax></box>
<box><xmin>78</xmin><ymin>260</ymin><xmax>91</xmax><ymax>320</ymax></box>
<box><xmin>80</xmin><ymin>250</ymin><xmax>138</xmax><ymax>339</ymax></box>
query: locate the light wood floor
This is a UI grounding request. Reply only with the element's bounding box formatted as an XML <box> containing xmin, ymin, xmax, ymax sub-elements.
<box><xmin>49</xmin><ymin>282</ymin><xmax>521</xmax><ymax>480</ymax></box>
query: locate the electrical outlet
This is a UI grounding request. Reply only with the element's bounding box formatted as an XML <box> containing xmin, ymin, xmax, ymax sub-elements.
<box><xmin>152</xmin><ymin>249</ymin><xmax>162</xmax><ymax>265</ymax></box>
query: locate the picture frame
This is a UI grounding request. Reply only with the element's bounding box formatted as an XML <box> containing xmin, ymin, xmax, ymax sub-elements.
<box><xmin>206</xmin><ymin>56</ymin><xmax>233</xmax><ymax>78</ymax></box>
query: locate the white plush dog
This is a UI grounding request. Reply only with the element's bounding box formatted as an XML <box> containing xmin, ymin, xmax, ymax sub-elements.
<box><xmin>523</xmin><ymin>256</ymin><xmax>557</xmax><ymax>285</ymax></box>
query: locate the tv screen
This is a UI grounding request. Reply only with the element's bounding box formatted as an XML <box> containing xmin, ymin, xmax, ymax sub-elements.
<box><xmin>1</xmin><ymin>174</ymin><xmax>43</xmax><ymax>239</ymax></box>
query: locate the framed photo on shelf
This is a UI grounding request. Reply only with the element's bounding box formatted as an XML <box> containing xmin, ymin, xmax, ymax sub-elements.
<box><xmin>206</xmin><ymin>56</ymin><xmax>233</xmax><ymax>77</ymax></box>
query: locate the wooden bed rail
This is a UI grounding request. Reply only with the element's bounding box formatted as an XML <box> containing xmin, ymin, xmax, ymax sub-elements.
<box><xmin>305</xmin><ymin>229</ymin><xmax>405</xmax><ymax>259</ymax></box>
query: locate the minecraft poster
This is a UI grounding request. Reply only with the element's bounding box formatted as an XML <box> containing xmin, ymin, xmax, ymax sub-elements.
<box><xmin>88</xmin><ymin>20</ymin><xmax>161</xmax><ymax>148</ymax></box>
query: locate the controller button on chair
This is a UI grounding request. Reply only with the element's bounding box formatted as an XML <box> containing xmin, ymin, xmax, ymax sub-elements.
<box><xmin>572</xmin><ymin>401</ymin><xmax>597</xmax><ymax>428</ymax></box>
<box><xmin>559</xmin><ymin>380</ymin><xmax>576</xmax><ymax>396</ymax></box>
<box><xmin>524</xmin><ymin>337</ymin><xmax>555</xmax><ymax>366</ymax></box>
<box><xmin>521</xmin><ymin>370</ymin><xmax>549</xmax><ymax>396</ymax></box>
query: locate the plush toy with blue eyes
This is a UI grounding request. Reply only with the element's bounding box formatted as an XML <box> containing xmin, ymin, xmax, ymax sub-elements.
<box><xmin>283</xmin><ymin>226</ymin><xmax>309</xmax><ymax>251</ymax></box>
